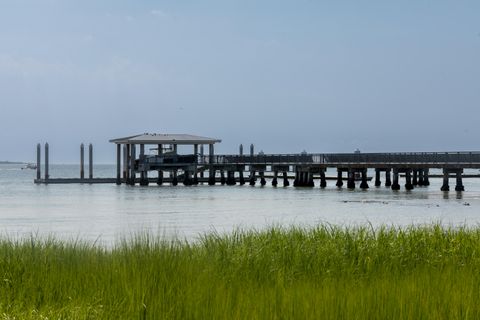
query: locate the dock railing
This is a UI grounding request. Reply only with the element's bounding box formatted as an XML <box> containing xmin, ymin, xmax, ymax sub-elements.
<box><xmin>200</xmin><ymin>152</ymin><xmax>480</xmax><ymax>165</ymax></box>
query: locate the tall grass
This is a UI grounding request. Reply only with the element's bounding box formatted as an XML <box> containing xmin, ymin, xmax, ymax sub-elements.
<box><xmin>1</xmin><ymin>224</ymin><xmax>480</xmax><ymax>319</ymax></box>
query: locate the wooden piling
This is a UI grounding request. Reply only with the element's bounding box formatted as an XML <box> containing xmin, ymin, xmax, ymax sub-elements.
<box><xmin>260</xmin><ymin>171</ymin><xmax>266</xmax><ymax>186</ymax></box>
<box><xmin>424</xmin><ymin>169</ymin><xmax>430</xmax><ymax>186</ymax></box>
<box><xmin>193</xmin><ymin>144</ymin><xmax>199</xmax><ymax>185</ymax></box>
<box><xmin>249</xmin><ymin>170</ymin><xmax>256</xmax><ymax>186</ymax></box>
<box><xmin>126</xmin><ymin>144</ymin><xmax>131</xmax><ymax>183</ymax></box>
<box><xmin>283</xmin><ymin>171</ymin><xmax>290</xmax><ymax>187</ymax></box>
<box><xmin>293</xmin><ymin>169</ymin><xmax>299</xmax><ymax>187</ymax></box>
<box><xmin>80</xmin><ymin>143</ymin><xmax>85</xmax><ymax>179</ymax></box>
<box><xmin>226</xmin><ymin>171</ymin><xmax>236</xmax><ymax>185</ymax></box>
<box><xmin>89</xmin><ymin>144</ymin><xmax>93</xmax><ymax>179</ymax></box>
<box><xmin>336</xmin><ymin>170</ymin><xmax>343</xmax><ymax>187</ymax></box>
<box><xmin>116</xmin><ymin>144</ymin><xmax>121</xmax><ymax>185</ymax></box>
<box><xmin>200</xmin><ymin>145</ymin><xmax>205</xmax><ymax>179</ymax></box>
<box><xmin>374</xmin><ymin>169</ymin><xmax>381</xmax><ymax>187</ymax></box>
<box><xmin>220</xmin><ymin>170</ymin><xmax>226</xmax><ymax>185</ymax></box>
<box><xmin>129</xmin><ymin>144</ymin><xmax>136</xmax><ymax>185</ymax></box>
<box><xmin>272</xmin><ymin>171</ymin><xmax>278</xmax><ymax>187</ymax></box>
<box><xmin>391</xmin><ymin>169</ymin><xmax>400</xmax><ymax>190</ymax></box>
<box><xmin>360</xmin><ymin>169</ymin><xmax>369</xmax><ymax>189</ymax></box>
<box><xmin>172</xmin><ymin>170</ymin><xmax>178</xmax><ymax>186</ymax></box>
<box><xmin>123</xmin><ymin>144</ymin><xmax>127</xmax><ymax>182</ymax></box>
<box><xmin>139</xmin><ymin>144</ymin><xmax>148</xmax><ymax>186</ymax></box>
<box><xmin>307</xmin><ymin>172</ymin><xmax>314</xmax><ymax>187</ymax></box>
<box><xmin>455</xmin><ymin>171</ymin><xmax>464</xmax><ymax>191</ymax></box>
<box><xmin>320</xmin><ymin>169</ymin><xmax>326</xmax><ymax>188</ymax></box>
<box><xmin>347</xmin><ymin>169</ymin><xmax>355</xmax><ymax>189</ymax></box>
<box><xmin>157</xmin><ymin>144</ymin><xmax>163</xmax><ymax>185</ymax></box>
<box><xmin>441</xmin><ymin>169</ymin><xmax>450</xmax><ymax>191</ymax></box>
<box><xmin>183</xmin><ymin>170</ymin><xmax>192</xmax><ymax>186</ymax></box>
<box><xmin>208</xmin><ymin>143</ymin><xmax>216</xmax><ymax>185</ymax></box>
<box><xmin>44</xmin><ymin>143</ymin><xmax>49</xmax><ymax>181</ymax></box>
<box><xmin>385</xmin><ymin>169</ymin><xmax>392</xmax><ymax>187</ymax></box>
<box><xmin>417</xmin><ymin>169</ymin><xmax>424</xmax><ymax>186</ymax></box>
<box><xmin>36</xmin><ymin>143</ymin><xmax>41</xmax><ymax>180</ymax></box>
<box><xmin>405</xmin><ymin>169</ymin><xmax>413</xmax><ymax>190</ymax></box>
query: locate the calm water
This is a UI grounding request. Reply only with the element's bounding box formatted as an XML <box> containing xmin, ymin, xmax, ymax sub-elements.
<box><xmin>1</xmin><ymin>164</ymin><xmax>480</xmax><ymax>244</ymax></box>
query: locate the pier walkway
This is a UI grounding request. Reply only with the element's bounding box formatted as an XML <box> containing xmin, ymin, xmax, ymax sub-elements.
<box><xmin>34</xmin><ymin>133</ymin><xmax>480</xmax><ymax>192</ymax></box>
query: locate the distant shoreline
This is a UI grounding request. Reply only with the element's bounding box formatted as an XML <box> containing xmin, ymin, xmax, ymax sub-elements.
<box><xmin>0</xmin><ymin>161</ymin><xmax>25</xmax><ymax>164</ymax></box>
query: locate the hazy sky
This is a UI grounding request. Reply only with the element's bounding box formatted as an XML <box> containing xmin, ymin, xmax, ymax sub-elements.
<box><xmin>1</xmin><ymin>0</ymin><xmax>479</xmax><ymax>162</ymax></box>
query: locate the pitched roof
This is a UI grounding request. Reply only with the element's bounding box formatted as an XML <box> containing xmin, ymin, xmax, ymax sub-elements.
<box><xmin>109</xmin><ymin>133</ymin><xmax>221</xmax><ymax>145</ymax></box>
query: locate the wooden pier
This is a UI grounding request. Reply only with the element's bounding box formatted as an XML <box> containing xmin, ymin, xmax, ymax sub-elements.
<box><xmin>34</xmin><ymin>133</ymin><xmax>480</xmax><ymax>192</ymax></box>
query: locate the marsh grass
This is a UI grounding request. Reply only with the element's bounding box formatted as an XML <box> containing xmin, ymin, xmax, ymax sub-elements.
<box><xmin>1</xmin><ymin>224</ymin><xmax>480</xmax><ymax>319</ymax></box>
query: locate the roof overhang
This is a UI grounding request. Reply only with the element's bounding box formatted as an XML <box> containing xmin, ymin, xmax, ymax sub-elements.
<box><xmin>109</xmin><ymin>133</ymin><xmax>221</xmax><ymax>145</ymax></box>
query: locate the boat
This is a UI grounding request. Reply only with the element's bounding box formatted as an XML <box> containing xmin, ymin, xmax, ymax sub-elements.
<box><xmin>21</xmin><ymin>163</ymin><xmax>37</xmax><ymax>170</ymax></box>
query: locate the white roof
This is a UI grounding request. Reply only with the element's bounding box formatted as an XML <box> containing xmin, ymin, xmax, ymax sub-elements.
<box><xmin>109</xmin><ymin>133</ymin><xmax>221</xmax><ymax>145</ymax></box>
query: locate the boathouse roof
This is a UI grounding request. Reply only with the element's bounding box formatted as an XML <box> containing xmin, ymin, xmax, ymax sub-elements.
<box><xmin>109</xmin><ymin>133</ymin><xmax>221</xmax><ymax>145</ymax></box>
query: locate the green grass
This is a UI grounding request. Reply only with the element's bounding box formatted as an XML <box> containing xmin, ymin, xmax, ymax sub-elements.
<box><xmin>1</xmin><ymin>224</ymin><xmax>480</xmax><ymax>319</ymax></box>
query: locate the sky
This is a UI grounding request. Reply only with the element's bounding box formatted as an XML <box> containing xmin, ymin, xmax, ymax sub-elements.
<box><xmin>0</xmin><ymin>0</ymin><xmax>479</xmax><ymax>163</ymax></box>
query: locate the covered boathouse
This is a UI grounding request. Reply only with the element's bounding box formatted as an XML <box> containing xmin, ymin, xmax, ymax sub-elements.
<box><xmin>109</xmin><ymin>133</ymin><xmax>222</xmax><ymax>186</ymax></box>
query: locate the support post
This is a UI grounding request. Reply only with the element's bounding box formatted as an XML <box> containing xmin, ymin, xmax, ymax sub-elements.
<box><xmin>226</xmin><ymin>171</ymin><xmax>236</xmax><ymax>185</ymax></box>
<box><xmin>157</xmin><ymin>144</ymin><xmax>163</xmax><ymax>185</ymax></box>
<box><xmin>405</xmin><ymin>169</ymin><xmax>413</xmax><ymax>190</ymax></box>
<box><xmin>336</xmin><ymin>170</ymin><xmax>343</xmax><ymax>187</ymax></box>
<box><xmin>129</xmin><ymin>144</ymin><xmax>136</xmax><ymax>185</ymax></box>
<box><xmin>283</xmin><ymin>171</ymin><xmax>290</xmax><ymax>187</ymax></box>
<box><xmin>139</xmin><ymin>144</ymin><xmax>148</xmax><ymax>186</ymax></box>
<box><xmin>259</xmin><ymin>171</ymin><xmax>267</xmax><ymax>186</ymax></box>
<box><xmin>347</xmin><ymin>169</ymin><xmax>355</xmax><ymax>189</ymax></box>
<box><xmin>123</xmin><ymin>145</ymin><xmax>128</xmax><ymax>182</ymax></box>
<box><xmin>172</xmin><ymin>170</ymin><xmax>178</xmax><ymax>186</ymax></box>
<box><xmin>271</xmin><ymin>171</ymin><xmax>278</xmax><ymax>187</ymax></box>
<box><xmin>220</xmin><ymin>170</ymin><xmax>226</xmax><ymax>185</ymax></box>
<box><xmin>374</xmin><ymin>169</ymin><xmax>381</xmax><ymax>187</ymax></box>
<box><xmin>80</xmin><ymin>143</ymin><xmax>85</xmax><ymax>179</ymax></box>
<box><xmin>417</xmin><ymin>169</ymin><xmax>424</xmax><ymax>186</ymax></box>
<box><xmin>320</xmin><ymin>169</ymin><xmax>326</xmax><ymax>188</ymax></box>
<box><xmin>385</xmin><ymin>169</ymin><xmax>392</xmax><ymax>187</ymax></box>
<box><xmin>412</xmin><ymin>170</ymin><xmax>418</xmax><ymax>186</ymax></box>
<box><xmin>208</xmin><ymin>144</ymin><xmax>215</xmax><ymax>185</ymax></box>
<box><xmin>391</xmin><ymin>169</ymin><xmax>400</xmax><ymax>190</ymax></box>
<box><xmin>307</xmin><ymin>172</ymin><xmax>314</xmax><ymax>187</ymax></box>
<box><xmin>249</xmin><ymin>144</ymin><xmax>255</xmax><ymax>185</ymax></box>
<box><xmin>36</xmin><ymin>143</ymin><xmax>41</xmax><ymax>180</ymax></box>
<box><xmin>238</xmin><ymin>145</ymin><xmax>244</xmax><ymax>185</ymax></box>
<box><xmin>44</xmin><ymin>143</ymin><xmax>49</xmax><ymax>181</ymax></box>
<box><xmin>360</xmin><ymin>169</ymin><xmax>369</xmax><ymax>189</ymax></box>
<box><xmin>299</xmin><ymin>170</ymin><xmax>309</xmax><ymax>187</ymax></box>
<box><xmin>116</xmin><ymin>144</ymin><xmax>121</xmax><ymax>185</ymax></box>
<box><xmin>239</xmin><ymin>170</ymin><xmax>245</xmax><ymax>185</ymax></box>
<box><xmin>441</xmin><ymin>169</ymin><xmax>449</xmax><ymax>191</ymax></box>
<box><xmin>249</xmin><ymin>170</ymin><xmax>256</xmax><ymax>186</ymax></box>
<box><xmin>183</xmin><ymin>170</ymin><xmax>192</xmax><ymax>186</ymax></box>
<box><xmin>89</xmin><ymin>143</ymin><xmax>93</xmax><ymax>180</ymax></box>
<box><xmin>455</xmin><ymin>171</ymin><xmax>465</xmax><ymax>192</ymax></box>
<box><xmin>125</xmin><ymin>144</ymin><xmax>131</xmax><ymax>183</ymax></box>
<box><xmin>200</xmin><ymin>145</ymin><xmax>205</xmax><ymax>179</ymax></box>
<box><xmin>193</xmin><ymin>144</ymin><xmax>199</xmax><ymax>185</ymax></box>
<box><xmin>293</xmin><ymin>169</ymin><xmax>300</xmax><ymax>187</ymax></box>
<box><xmin>424</xmin><ymin>169</ymin><xmax>430</xmax><ymax>186</ymax></box>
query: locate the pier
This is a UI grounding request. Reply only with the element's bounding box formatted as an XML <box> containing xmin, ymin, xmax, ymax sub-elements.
<box><xmin>34</xmin><ymin>133</ymin><xmax>480</xmax><ymax>192</ymax></box>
